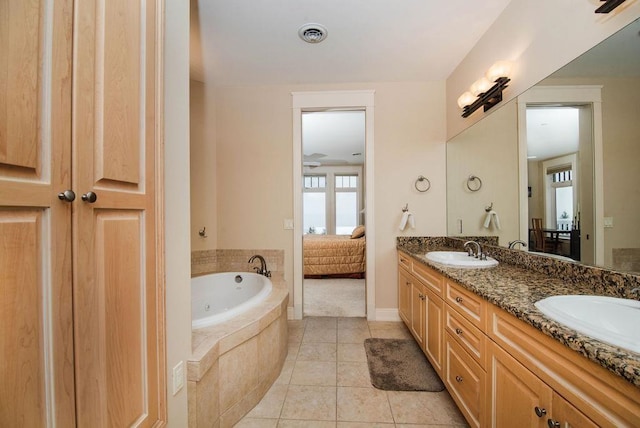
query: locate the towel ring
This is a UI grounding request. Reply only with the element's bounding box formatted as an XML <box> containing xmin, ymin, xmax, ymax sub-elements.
<box><xmin>466</xmin><ymin>175</ymin><xmax>482</xmax><ymax>192</ymax></box>
<box><xmin>414</xmin><ymin>175</ymin><xmax>431</xmax><ymax>193</ymax></box>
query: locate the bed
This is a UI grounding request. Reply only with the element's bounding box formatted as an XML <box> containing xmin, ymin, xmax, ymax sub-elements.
<box><xmin>303</xmin><ymin>233</ymin><xmax>366</xmax><ymax>278</ymax></box>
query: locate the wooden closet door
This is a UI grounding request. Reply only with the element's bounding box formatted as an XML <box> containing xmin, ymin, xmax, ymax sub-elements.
<box><xmin>0</xmin><ymin>1</ymin><xmax>76</xmax><ymax>426</ymax></box>
<box><xmin>72</xmin><ymin>0</ymin><xmax>164</xmax><ymax>426</ymax></box>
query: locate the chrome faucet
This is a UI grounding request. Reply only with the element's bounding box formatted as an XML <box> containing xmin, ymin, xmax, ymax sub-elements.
<box><xmin>508</xmin><ymin>240</ymin><xmax>528</xmax><ymax>249</ymax></box>
<box><xmin>248</xmin><ymin>254</ymin><xmax>271</xmax><ymax>277</ymax></box>
<box><xmin>464</xmin><ymin>240</ymin><xmax>483</xmax><ymax>258</ymax></box>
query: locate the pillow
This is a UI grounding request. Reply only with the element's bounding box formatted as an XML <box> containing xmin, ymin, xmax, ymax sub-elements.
<box><xmin>351</xmin><ymin>225</ymin><xmax>365</xmax><ymax>239</ymax></box>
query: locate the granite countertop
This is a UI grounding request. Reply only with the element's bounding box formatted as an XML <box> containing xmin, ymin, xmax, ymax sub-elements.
<box><xmin>396</xmin><ymin>237</ymin><xmax>640</xmax><ymax>389</ymax></box>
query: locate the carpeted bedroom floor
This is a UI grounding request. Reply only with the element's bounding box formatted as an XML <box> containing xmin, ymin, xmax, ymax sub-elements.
<box><xmin>303</xmin><ymin>278</ymin><xmax>366</xmax><ymax>317</ymax></box>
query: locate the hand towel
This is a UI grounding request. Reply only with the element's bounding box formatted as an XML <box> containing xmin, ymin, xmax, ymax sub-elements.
<box><xmin>483</xmin><ymin>210</ymin><xmax>501</xmax><ymax>230</ymax></box>
<box><xmin>399</xmin><ymin>211</ymin><xmax>415</xmax><ymax>231</ymax></box>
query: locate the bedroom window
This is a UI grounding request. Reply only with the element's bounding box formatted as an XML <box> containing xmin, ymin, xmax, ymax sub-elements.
<box><xmin>303</xmin><ymin>174</ymin><xmax>327</xmax><ymax>235</ymax></box>
<box><xmin>335</xmin><ymin>175</ymin><xmax>358</xmax><ymax>235</ymax></box>
<box><xmin>303</xmin><ymin>169</ymin><xmax>362</xmax><ymax>235</ymax></box>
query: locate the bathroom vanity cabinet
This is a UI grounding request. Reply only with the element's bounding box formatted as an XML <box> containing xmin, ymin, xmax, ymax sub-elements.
<box><xmin>398</xmin><ymin>252</ymin><xmax>444</xmax><ymax>376</ymax></box>
<box><xmin>397</xmin><ymin>250</ymin><xmax>640</xmax><ymax>428</ymax></box>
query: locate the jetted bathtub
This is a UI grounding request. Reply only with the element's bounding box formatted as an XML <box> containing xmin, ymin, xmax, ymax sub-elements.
<box><xmin>191</xmin><ymin>272</ymin><xmax>273</xmax><ymax>329</ymax></box>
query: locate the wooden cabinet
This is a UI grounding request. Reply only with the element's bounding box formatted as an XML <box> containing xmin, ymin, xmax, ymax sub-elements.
<box><xmin>489</xmin><ymin>305</ymin><xmax>640</xmax><ymax>427</ymax></box>
<box><xmin>410</xmin><ymin>281</ymin><xmax>426</xmax><ymax>347</ymax></box>
<box><xmin>397</xmin><ymin>252</ymin><xmax>444</xmax><ymax>374</ymax></box>
<box><xmin>445</xmin><ymin>333</ymin><xmax>486</xmax><ymax>428</ymax></box>
<box><xmin>444</xmin><ymin>281</ymin><xmax>488</xmax><ymax>428</ymax></box>
<box><xmin>398</xmin><ymin>265</ymin><xmax>412</xmax><ymax>325</ymax></box>
<box><xmin>397</xmin><ymin>251</ymin><xmax>640</xmax><ymax>428</ymax></box>
<box><xmin>424</xmin><ymin>287</ymin><xmax>444</xmax><ymax>375</ymax></box>
<box><xmin>488</xmin><ymin>340</ymin><xmax>601</xmax><ymax>428</ymax></box>
<box><xmin>0</xmin><ymin>1</ymin><xmax>165</xmax><ymax>426</ymax></box>
<box><xmin>488</xmin><ymin>341</ymin><xmax>552</xmax><ymax>427</ymax></box>
<box><xmin>550</xmin><ymin>393</ymin><xmax>599</xmax><ymax>428</ymax></box>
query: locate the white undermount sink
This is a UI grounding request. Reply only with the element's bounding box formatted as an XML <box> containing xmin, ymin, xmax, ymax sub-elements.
<box><xmin>535</xmin><ymin>295</ymin><xmax>640</xmax><ymax>354</ymax></box>
<box><xmin>425</xmin><ymin>251</ymin><xmax>498</xmax><ymax>268</ymax></box>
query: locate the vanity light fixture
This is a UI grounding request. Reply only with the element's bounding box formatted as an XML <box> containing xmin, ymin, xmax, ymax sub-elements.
<box><xmin>595</xmin><ymin>0</ymin><xmax>626</xmax><ymax>13</ymax></box>
<box><xmin>457</xmin><ymin>61</ymin><xmax>512</xmax><ymax>118</ymax></box>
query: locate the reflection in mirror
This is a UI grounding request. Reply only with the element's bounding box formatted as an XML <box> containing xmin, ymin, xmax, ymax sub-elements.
<box><xmin>447</xmin><ymin>18</ymin><xmax>640</xmax><ymax>273</ymax></box>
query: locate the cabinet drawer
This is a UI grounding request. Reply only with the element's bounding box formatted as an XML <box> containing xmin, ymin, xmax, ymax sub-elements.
<box><xmin>398</xmin><ymin>251</ymin><xmax>412</xmax><ymax>270</ymax></box>
<box><xmin>445</xmin><ymin>280</ymin><xmax>486</xmax><ymax>331</ymax></box>
<box><xmin>412</xmin><ymin>260</ymin><xmax>444</xmax><ymax>297</ymax></box>
<box><xmin>445</xmin><ymin>333</ymin><xmax>486</xmax><ymax>428</ymax></box>
<box><xmin>445</xmin><ymin>305</ymin><xmax>486</xmax><ymax>369</ymax></box>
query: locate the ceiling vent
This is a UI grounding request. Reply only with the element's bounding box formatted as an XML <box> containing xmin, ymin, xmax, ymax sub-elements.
<box><xmin>298</xmin><ymin>23</ymin><xmax>328</xmax><ymax>44</ymax></box>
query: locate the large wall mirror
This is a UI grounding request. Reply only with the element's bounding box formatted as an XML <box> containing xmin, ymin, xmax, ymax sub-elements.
<box><xmin>447</xmin><ymin>18</ymin><xmax>640</xmax><ymax>274</ymax></box>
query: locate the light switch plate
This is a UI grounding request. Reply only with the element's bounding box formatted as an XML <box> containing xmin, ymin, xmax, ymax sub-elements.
<box><xmin>173</xmin><ymin>361</ymin><xmax>184</xmax><ymax>395</ymax></box>
<box><xmin>283</xmin><ymin>219</ymin><xmax>294</xmax><ymax>230</ymax></box>
<box><xmin>604</xmin><ymin>217</ymin><xmax>614</xmax><ymax>228</ymax></box>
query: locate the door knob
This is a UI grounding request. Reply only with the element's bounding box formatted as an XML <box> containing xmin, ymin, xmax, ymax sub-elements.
<box><xmin>81</xmin><ymin>191</ymin><xmax>97</xmax><ymax>203</ymax></box>
<box><xmin>58</xmin><ymin>190</ymin><xmax>76</xmax><ymax>202</ymax></box>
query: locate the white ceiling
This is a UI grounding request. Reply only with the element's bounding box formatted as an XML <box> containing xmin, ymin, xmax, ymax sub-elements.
<box><xmin>190</xmin><ymin>0</ymin><xmax>512</xmax><ymax>85</ymax></box>
<box><xmin>526</xmin><ymin>107</ymin><xmax>580</xmax><ymax>161</ymax></box>
<box><xmin>302</xmin><ymin>111</ymin><xmax>365</xmax><ymax>166</ymax></box>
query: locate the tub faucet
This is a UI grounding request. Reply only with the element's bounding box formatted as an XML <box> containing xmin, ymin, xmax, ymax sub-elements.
<box><xmin>508</xmin><ymin>240</ymin><xmax>527</xmax><ymax>249</ymax></box>
<box><xmin>248</xmin><ymin>255</ymin><xmax>271</xmax><ymax>277</ymax></box>
<box><xmin>464</xmin><ymin>240</ymin><xmax>483</xmax><ymax>259</ymax></box>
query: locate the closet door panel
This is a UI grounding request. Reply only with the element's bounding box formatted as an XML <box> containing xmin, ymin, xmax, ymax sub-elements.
<box><xmin>0</xmin><ymin>211</ymin><xmax>46</xmax><ymax>427</ymax></box>
<box><xmin>0</xmin><ymin>0</ymin><xmax>41</xmax><ymax>172</ymax></box>
<box><xmin>74</xmin><ymin>211</ymin><xmax>147</xmax><ymax>426</ymax></box>
<box><xmin>73</xmin><ymin>0</ymin><xmax>162</xmax><ymax>425</ymax></box>
<box><xmin>0</xmin><ymin>1</ymin><xmax>75</xmax><ymax>426</ymax></box>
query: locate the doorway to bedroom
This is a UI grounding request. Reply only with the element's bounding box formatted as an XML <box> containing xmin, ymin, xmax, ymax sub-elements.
<box><xmin>302</xmin><ymin>110</ymin><xmax>366</xmax><ymax>317</ymax></box>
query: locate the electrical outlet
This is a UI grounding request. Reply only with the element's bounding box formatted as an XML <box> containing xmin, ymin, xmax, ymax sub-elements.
<box><xmin>172</xmin><ymin>361</ymin><xmax>184</xmax><ymax>395</ymax></box>
<box><xmin>283</xmin><ymin>218</ymin><xmax>294</xmax><ymax>230</ymax></box>
<box><xmin>604</xmin><ymin>217</ymin><xmax>614</xmax><ymax>228</ymax></box>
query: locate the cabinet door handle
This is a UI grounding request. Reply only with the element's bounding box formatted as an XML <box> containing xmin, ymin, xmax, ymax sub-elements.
<box><xmin>455</xmin><ymin>296</ymin><xmax>463</xmax><ymax>303</ymax></box>
<box><xmin>455</xmin><ymin>375</ymin><xmax>463</xmax><ymax>382</ymax></box>
<box><xmin>547</xmin><ymin>420</ymin><xmax>560</xmax><ymax>428</ymax></box>
<box><xmin>455</xmin><ymin>328</ymin><xmax>463</xmax><ymax>335</ymax></box>
<box><xmin>58</xmin><ymin>190</ymin><xmax>76</xmax><ymax>202</ymax></box>
<box><xmin>81</xmin><ymin>191</ymin><xmax>98</xmax><ymax>203</ymax></box>
<box><xmin>534</xmin><ymin>407</ymin><xmax>547</xmax><ymax>417</ymax></box>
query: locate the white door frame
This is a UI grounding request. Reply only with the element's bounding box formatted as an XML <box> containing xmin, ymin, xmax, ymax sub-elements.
<box><xmin>517</xmin><ymin>85</ymin><xmax>604</xmax><ymax>265</ymax></box>
<box><xmin>292</xmin><ymin>90</ymin><xmax>375</xmax><ymax>320</ymax></box>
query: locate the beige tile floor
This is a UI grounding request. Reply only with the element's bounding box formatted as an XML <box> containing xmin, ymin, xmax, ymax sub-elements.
<box><xmin>235</xmin><ymin>317</ymin><xmax>469</xmax><ymax>428</ymax></box>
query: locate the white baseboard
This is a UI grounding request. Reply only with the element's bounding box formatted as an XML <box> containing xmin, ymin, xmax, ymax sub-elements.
<box><xmin>374</xmin><ymin>308</ymin><xmax>401</xmax><ymax>322</ymax></box>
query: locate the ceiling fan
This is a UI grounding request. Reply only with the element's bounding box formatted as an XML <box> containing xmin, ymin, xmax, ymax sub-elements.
<box><xmin>303</xmin><ymin>152</ymin><xmax>326</xmax><ymax>168</ymax></box>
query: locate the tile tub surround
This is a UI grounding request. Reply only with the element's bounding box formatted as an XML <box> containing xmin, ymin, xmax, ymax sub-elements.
<box><xmin>192</xmin><ymin>249</ymin><xmax>285</xmax><ymax>277</ymax></box>
<box><xmin>397</xmin><ymin>237</ymin><xmax>640</xmax><ymax>388</ymax></box>
<box><xmin>188</xmin><ymin>276</ymin><xmax>289</xmax><ymax>428</ymax></box>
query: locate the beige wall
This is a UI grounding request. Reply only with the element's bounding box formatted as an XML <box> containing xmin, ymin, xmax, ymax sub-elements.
<box><xmin>190</xmin><ymin>80</ymin><xmax>218</xmax><ymax>250</ymax></box>
<box><xmin>446</xmin><ymin>0</ymin><xmax>640</xmax><ymax>139</ymax></box>
<box><xmin>446</xmin><ymin>99</ymin><xmax>520</xmax><ymax>245</ymax></box>
<box><xmin>212</xmin><ymin>82</ymin><xmax>447</xmax><ymax>311</ymax></box>
<box><xmin>164</xmin><ymin>0</ymin><xmax>191</xmax><ymax>425</ymax></box>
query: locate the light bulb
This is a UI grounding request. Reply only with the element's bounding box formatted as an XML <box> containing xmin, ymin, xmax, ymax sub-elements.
<box><xmin>470</xmin><ymin>77</ymin><xmax>492</xmax><ymax>97</ymax></box>
<box><xmin>457</xmin><ymin>92</ymin><xmax>475</xmax><ymax>108</ymax></box>
<box><xmin>486</xmin><ymin>60</ymin><xmax>512</xmax><ymax>82</ymax></box>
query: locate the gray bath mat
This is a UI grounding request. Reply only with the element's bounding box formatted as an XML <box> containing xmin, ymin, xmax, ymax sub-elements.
<box><xmin>364</xmin><ymin>338</ymin><xmax>445</xmax><ymax>392</ymax></box>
